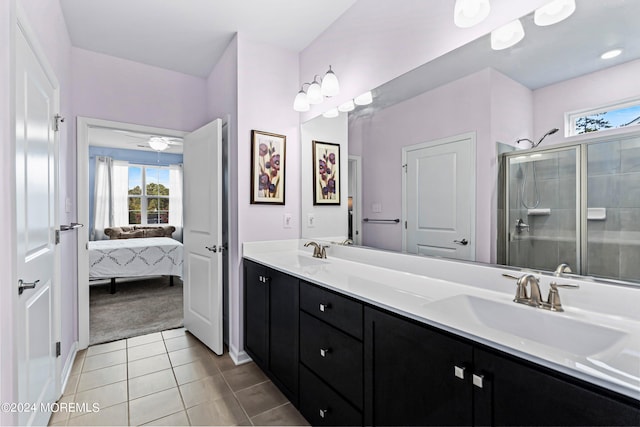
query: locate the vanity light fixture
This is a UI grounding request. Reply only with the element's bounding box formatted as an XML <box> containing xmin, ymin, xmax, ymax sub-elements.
<box><xmin>148</xmin><ymin>136</ymin><xmax>169</xmax><ymax>151</ymax></box>
<box><xmin>491</xmin><ymin>19</ymin><xmax>525</xmax><ymax>50</ymax></box>
<box><xmin>354</xmin><ymin>91</ymin><xmax>373</xmax><ymax>106</ymax></box>
<box><xmin>454</xmin><ymin>0</ymin><xmax>491</xmax><ymax>28</ymax></box>
<box><xmin>338</xmin><ymin>100</ymin><xmax>355</xmax><ymax>112</ymax></box>
<box><xmin>322</xmin><ymin>108</ymin><xmax>339</xmax><ymax>118</ymax></box>
<box><xmin>293</xmin><ymin>65</ymin><xmax>340</xmax><ymax>112</ymax></box>
<box><xmin>534</xmin><ymin>0</ymin><xmax>576</xmax><ymax>27</ymax></box>
<box><xmin>600</xmin><ymin>49</ymin><xmax>622</xmax><ymax>60</ymax></box>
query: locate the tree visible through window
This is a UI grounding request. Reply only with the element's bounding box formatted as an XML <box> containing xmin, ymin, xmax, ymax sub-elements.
<box><xmin>128</xmin><ymin>166</ymin><xmax>170</xmax><ymax>225</ymax></box>
<box><xmin>569</xmin><ymin>102</ymin><xmax>640</xmax><ymax>136</ymax></box>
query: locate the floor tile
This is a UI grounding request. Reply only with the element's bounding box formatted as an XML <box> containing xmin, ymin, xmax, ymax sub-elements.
<box><xmin>141</xmin><ymin>410</ymin><xmax>190</xmax><ymax>426</ymax></box>
<box><xmin>251</xmin><ymin>403</ymin><xmax>310</xmax><ymax>426</ymax></box>
<box><xmin>129</xmin><ymin>387</ymin><xmax>185</xmax><ymax>426</ymax></box>
<box><xmin>168</xmin><ymin>345</ymin><xmax>212</xmax><ymax>367</ymax></box>
<box><xmin>70</xmin><ymin>380</ymin><xmax>128</xmax><ymax>418</ymax></box>
<box><xmin>128</xmin><ymin>353</ymin><xmax>172</xmax><ymax>379</ymax></box>
<box><xmin>186</xmin><ymin>395</ymin><xmax>248</xmax><ymax>426</ymax></box>
<box><xmin>49</xmin><ymin>394</ymin><xmax>74</xmax><ymax>425</ymax></box>
<box><xmin>83</xmin><ymin>349</ymin><xmax>127</xmax><ymax>372</ymax></box>
<box><xmin>76</xmin><ymin>364</ymin><xmax>127</xmax><ymax>393</ymax></box>
<box><xmin>221</xmin><ymin>362</ymin><xmax>268</xmax><ymax>392</ymax></box>
<box><xmin>161</xmin><ymin>327</ymin><xmax>187</xmax><ymax>340</ymax></box>
<box><xmin>127</xmin><ymin>332</ymin><xmax>163</xmax><ymax>348</ymax></box>
<box><xmin>212</xmin><ymin>353</ymin><xmax>237</xmax><ymax>373</ymax></box>
<box><xmin>63</xmin><ymin>374</ymin><xmax>80</xmax><ymax>396</ymax></box>
<box><xmin>70</xmin><ymin>351</ymin><xmax>86</xmax><ymax>377</ymax></box>
<box><xmin>127</xmin><ymin>341</ymin><xmax>167</xmax><ymax>362</ymax></box>
<box><xmin>235</xmin><ymin>381</ymin><xmax>288</xmax><ymax>418</ymax></box>
<box><xmin>179</xmin><ymin>374</ymin><xmax>232</xmax><ymax>408</ymax></box>
<box><xmin>66</xmin><ymin>402</ymin><xmax>128</xmax><ymax>426</ymax></box>
<box><xmin>173</xmin><ymin>358</ymin><xmax>220</xmax><ymax>386</ymax></box>
<box><xmin>87</xmin><ymin>340</ymin><xmax>127</xmax><ymax>357</ymax></box>
<box><xmin>128</xmin><ymin>369</ymin><xmax>177</xmax><ymax>400</ymax></box>
<box><xmin>163</xmin><ymin>333</ymin><xmax>201</xmax><ymax>353</ymax></box>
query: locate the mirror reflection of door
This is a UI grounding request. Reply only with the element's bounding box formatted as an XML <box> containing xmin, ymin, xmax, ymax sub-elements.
<box><xmin>403</xmin><ymin>133</ymin><xmax>476</xmax><ymax>261</ymax></box>
<box><xmin>348</xmin><ymin>156</ymin><xmax>362</xmax><ymax>245</ymax></box>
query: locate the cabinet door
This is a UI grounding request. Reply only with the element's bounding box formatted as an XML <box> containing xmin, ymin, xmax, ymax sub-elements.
<box><xmin>364</xmin><ymin>307</ymin><xmax>473</xmax><ymax>426</ymax></box>
<box><xmin>244</xmin><ymin>260</ymin><xmax>268</xmax><ymax>367</ymax></box>
<box><xmin>269</xmin><ymin>268</ymin><xmax>299</xmax><ymax>403</ymax></box>
<box><xmin>474</xmin><ymin>348</ymin><xmax>640</xmax><ymax>426</ymax></box>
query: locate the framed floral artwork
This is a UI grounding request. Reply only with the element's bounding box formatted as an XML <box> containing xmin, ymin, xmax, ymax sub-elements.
<box><xmin>312</xmin><ymin>140</ymin><xmax>340</xmax><ymax>205</ymax></box>
<box><xmin>250</xmin><ymin>130</ymin><xmax>286</xmax><ymax>204</ymax></box>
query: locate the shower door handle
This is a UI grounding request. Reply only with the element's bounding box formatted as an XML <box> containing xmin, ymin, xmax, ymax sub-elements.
<box><xmin>454</xmin><ymin>238</ymin><xmax>469</xmax><ymax>246</ymax></box>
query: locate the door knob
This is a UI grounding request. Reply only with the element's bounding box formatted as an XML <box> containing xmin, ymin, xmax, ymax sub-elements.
<box><xmin>18</xmin><ymin>279</ymin><xmax>40</xmax><ymax>295</ymax></box>
<box><xmin>454</xmin><ymin>238</ymin><xmax>469</xmax><ymax>246</ymax></box>
<box><xmin>205</xmin><ymin>245</ymin><xmax>218</xmax><ymax>252</ymax></box>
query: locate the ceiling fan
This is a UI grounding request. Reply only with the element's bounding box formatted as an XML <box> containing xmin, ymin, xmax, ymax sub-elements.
<box><xmin>113</xmin><ymin>130</ymin><xmax>183</xmax><ymax>151</ymax></box>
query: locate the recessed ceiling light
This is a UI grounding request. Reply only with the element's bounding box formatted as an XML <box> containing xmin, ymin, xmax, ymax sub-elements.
<box><xmin>600</xmin><ymin>49</ymin><xmax>622</xmax><ymax>60</ymax></box>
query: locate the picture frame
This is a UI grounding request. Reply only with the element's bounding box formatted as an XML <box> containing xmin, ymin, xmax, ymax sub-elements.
<box><xmin>250</xmin><ymin>130</ymin><xmax>286</xmax><ymax>205</ymax></box>
<box><xmin>312</xmin><ymin>140</ymin><xmax>340</xmax><ymax>205</ymax></box>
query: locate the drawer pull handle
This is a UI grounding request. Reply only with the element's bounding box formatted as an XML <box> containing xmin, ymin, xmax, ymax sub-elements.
<box><xmin>454</xmin><ymin>365</ymin><xmax>465</xmax><ymax>380</ymax></box>
<box><xmin>319</xmin><ymin>408</ymin><xmax>329</xmax><ymax>418</ymax></box>
<box><xmin>319</xmin><ymin>303</ymin><xmax>331</xmax><ymax>312</ymax></box>
<box><xmin>473</xmin><ymin>373</ymin><xmax>484</xmax><ymax>389</ymax></box>
<box><xmin>320</xmin><ymin>348</ymin><xmax>331</xmax><ymax>357</ymax></box>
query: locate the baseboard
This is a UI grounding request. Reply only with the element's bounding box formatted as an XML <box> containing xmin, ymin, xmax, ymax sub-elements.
<box><xmin>59</xmin><ymin>341</ymin><xmax>78</xmax><ymax>397</ymax></box>
<box><xmin>229</xmin><ymin>344</ymin><xmax>252</xmax><ymax>366</ymax></box>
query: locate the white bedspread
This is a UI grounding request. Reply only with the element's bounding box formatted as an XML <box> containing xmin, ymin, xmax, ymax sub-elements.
<box><xmin>89</xmin><ymin>237</ymin><xmax>183</xmax><ymax>279</ymax></box>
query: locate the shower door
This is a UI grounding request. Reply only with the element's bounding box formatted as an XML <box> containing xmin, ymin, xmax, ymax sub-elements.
<box><xmin>505</xmin><ymin>146</ymin><xmax>580</xmax><ymax>271</ymax></box>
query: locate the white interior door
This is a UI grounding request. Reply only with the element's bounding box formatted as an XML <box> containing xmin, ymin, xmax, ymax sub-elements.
<box><xmin>183</xmin><ymin>119</ymin><xmax>223</xmax><ymax>355</ymax></box>
<box><xmin>15</xmin><ymin>25</ymin><xmax>59</xmax><ymax>426</ymax></box>
<box><xmin>403</xmin><ymin>133</ymin><xmax>475</xmax><ymax>261</ymax></box>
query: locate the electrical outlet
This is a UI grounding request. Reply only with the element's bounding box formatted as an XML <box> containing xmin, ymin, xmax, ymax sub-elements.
<box><xmin>307</xmin><ymin>213</ymin><xmax>315</xmax><ymax>228</ymax></box>
<box><xmin>283</xmin><ymin>213</ymin><xmax>292</xmax><ymax>229</ymax></box>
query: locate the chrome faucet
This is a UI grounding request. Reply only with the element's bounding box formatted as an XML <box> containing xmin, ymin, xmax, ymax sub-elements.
<box><xmin>341</xmin><ymin>239</ymin><xmax>353</xmax><ymax>245</ymax></box>
<box><xmin>545</xmin><ymin>282</ymin><xmax>579</xmax><ymax>312</ymax></box>
<box><xmin>304</xmin><ymin>241</ymin><xmax>328</xmax><ymax>259</ymax></box>
<box><xmin>554</xmin><ymin>263</ymin><xmax>572</xmax><ymax>276</ymax></box>
<box><xmin>503</xmin><ymin>272</ymin><xmax>579</xmax><ymax>311</ymax></box>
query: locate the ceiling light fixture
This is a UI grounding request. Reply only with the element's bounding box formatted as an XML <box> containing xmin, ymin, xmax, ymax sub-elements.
<box><xmin>491</xmin><ymin>19</ymin><xmax>525</xmax><ymax>50</ymax></box>
<box><xmin>338</xmin><ymin>100</ymin><xmax>355</xmax><ymax>113</ymax></box>
<box><xmin>534</xmin><ymin>0</ymin><xmax>576</xmax><ymax>26</ymax></box>
<box><xmin>354</xmin><ymin>91</ymin><xmax>373</xmax><ymax>106</ymax></box>
<box><xmin>454</xmin><ymin>0</ymin><xmax>491</xmax><ymax>28</ymax></box>
<box><xmin>323</xmin><ymin>108</ymin><xmax>339</xmax><ymax>118</ymax></box>
<box><xmin>148</xmin><ymin>136</ymin><xmax>169</xmax><ymax>151</ymax></box>
<box><xmin>293</xmin><ymin>65</ymin><xmax>340</xmax><ymax>112</ymax></box>
<box><xmin>600</xmin><ymin>49</ymin><xmax>622</xmax><ymax>60</ymax></box>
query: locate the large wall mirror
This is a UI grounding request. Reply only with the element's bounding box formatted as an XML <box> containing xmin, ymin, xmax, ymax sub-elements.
<box><xmin>300</xmin><ymin>0</ymin><xmax>640</xmax><ymax>284</ymax></box>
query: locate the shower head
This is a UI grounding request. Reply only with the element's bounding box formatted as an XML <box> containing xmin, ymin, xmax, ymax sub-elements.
<box><xmin>516</xmin><ymin>128</ymin><xmax>560</xmax><ymax>148</ymax></box>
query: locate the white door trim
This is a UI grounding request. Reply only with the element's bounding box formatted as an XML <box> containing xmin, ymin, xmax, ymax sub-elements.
<box><xmin>401</xmin><ymin>132</ymin><xmax>476</xmax><ymax>259</ymax></box>
<box><xmin>76</xmin><ymin>117</ymin><xmax>186</xmax><ymax>349</ymax></box>
<box><xmin>348</xmin><ymin>155</ymin><xmax>363</xmax><ymax>245</ymax></box>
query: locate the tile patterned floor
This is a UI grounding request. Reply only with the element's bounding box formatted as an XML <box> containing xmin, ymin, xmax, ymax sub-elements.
<box><xmin>49</xmin><ymin>328</ymin><xmax>309</xmax><ymax>426</ymax></box>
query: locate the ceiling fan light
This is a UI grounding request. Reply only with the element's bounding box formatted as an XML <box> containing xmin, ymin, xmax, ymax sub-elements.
<box><xmin>148</xmin><ymin>136</ymin><xmax>169</xmax><ymax>151</ymax></box>
<box><xmin>338</xmin><ymin>100</ymin><xmax>355</xmax><ymax>113</ymax></box>
<box><xmin>354</xmin><ymin>91</ymin><xmax>373</xmax><ymax>106</ymax></box>
<box><xmin>293</xmin><ymin>89</ymin><xmax>310</xmax><ymax>112</ymax></box>
<box><xmin>534</xmin><ymin>0</ymin><xmax>576</xmax><ymax>26</ymax></box>
<box><xmin>491</xmin><ymin>19</ymin><xmax>525</xmax><ymax>50</ymax></box>
<box><xmin>322</xmin><ymin>108</ymin><xmax>339</xmax><ymax>118</ymax></box>
<box><xmin>307</xmin><ymin>80</ymin><xmax>323</xmax><ymax>104</ymax></box>
<box><xmin>321</xmin><ymin>66</ymin><xmax>340</xmax><ymax>97</ymax></box>
<box><xmin>454</xmin><ymin>0</ymin><xmax>491</xmax><ymax>28</ymax></box>
<box><xmin>600</xmin><ymin>49</ymin><xmax>622</xmax><ymax>60</ymax></box>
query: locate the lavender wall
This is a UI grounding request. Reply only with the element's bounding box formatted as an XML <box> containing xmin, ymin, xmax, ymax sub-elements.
<box><xmin>299</xmin><ymin>0</ymin><xmax>549</xmax><ymax>122</ymax></box>
<box><xmin>71</xmin><ymin>48</ymin><xmax>209</xmax><ymax>132</ymax></box>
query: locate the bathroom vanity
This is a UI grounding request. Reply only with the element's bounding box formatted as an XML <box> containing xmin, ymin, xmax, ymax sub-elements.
<box><xmin>243</xmin><ymin>240</ymin><xmax>640</xmax><ymax>426</ymax></box>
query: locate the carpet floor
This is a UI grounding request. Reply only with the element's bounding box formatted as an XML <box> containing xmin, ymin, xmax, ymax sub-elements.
<box><xmin>89</xmin><ymin>276</ymin><xmax>183</xmax><ymax>345</ymax></box>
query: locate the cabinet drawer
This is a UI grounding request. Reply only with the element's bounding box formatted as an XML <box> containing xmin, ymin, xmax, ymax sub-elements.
<box><xmin>300</xmin><ymin>312</ymin><xmax>363</xmax><ymax>408</ymax></box>
<box><xmin>300</xmin><ymin>364</ymin><xmax>362</xmax><ymax>426</ymax></box>
<box><xmin>300</xmin><ymin>281</ymin><xmax>363</xmax><ymax>339</ymax></box>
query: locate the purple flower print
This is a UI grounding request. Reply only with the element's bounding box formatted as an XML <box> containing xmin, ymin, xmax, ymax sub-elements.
<box><xmin>328</xmin><ymin>178</ymin><xmax>336</xmax><ymax>193</ymax></box>
<box><xmin>328</xmin><ymin>152</ymin><xmax>336</xmax><ymax>164</ymax></box>
<box><xmin>256</xmin><ymin>140</ymin><xmax>282</xmax><ymax>199</ymax></box>
<box><xmin>259</xmin><ymin>173</ymin><xmax>270</xmax><ymax>190</ymax></box>
<box><xmin>319</xmin><ymin>159</ymin><xmax>326</xmax><ymax>174</ymax></box>
<box><xmin>259</xmin><ymin>143</ymin><xmax>268</xmax><ymax>156</ymax></box>
<box><xmin>272</xmin><ymin>154</ymin><xmax>280</xmax><ymax>171</ymax></box>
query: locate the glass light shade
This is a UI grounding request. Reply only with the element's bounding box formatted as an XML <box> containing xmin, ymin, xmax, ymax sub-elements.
<box><xmin>454</xmin><ymin>0</ymin><xmax>491</xmax><ymax>28</ymax></box>
<box><xmin>338</xmin><ymin>100</ymin><xmax>355</xmax><ymax>112</ymax></box>
<box><xmin>321</xmin><ymin>67</ymin><xmax>340</xmax><ymax>97</ymax></box>
<box><xmin>293</xmin><ymin>90</ymin><xmax>310</xmax><ymax>112</ymax></box>
<box><xmin>491</xmin><ymin>19</ymin><xmax>525</xmax><ymax>50</ymax></box>
<box><xmin>600</xmin><ymin>49</ymin><xmax>622</xmax><ymax>60</ymax></box>
<box><xmin>307</xmin><ymin>81</ymin><xmax>323</xmax><ymax>104</ymax></box>
<box><xmin>534</xmin><ymin>0</ymin><xmax>576</xmax><ymax>26</ymax></box>
<box><xmin>354</xmin><ymin>91</ymin><xmax>373</xmax><ymax>106</ymax></box>
<box><xmin>322</xmin><ymin>108</ymin><xmax>339</xmax><ymax>118</ymax></box>
<box><xmin>148</xmin><ymin>137</ymin><xmax>169</xmax><ymax>151</ymax></box>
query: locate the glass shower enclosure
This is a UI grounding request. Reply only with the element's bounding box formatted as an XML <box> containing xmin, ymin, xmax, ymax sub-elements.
<box><xmin>500</xmin><ymin>131</ymin><xmax>640</xmax><ymax>283</ymax></box>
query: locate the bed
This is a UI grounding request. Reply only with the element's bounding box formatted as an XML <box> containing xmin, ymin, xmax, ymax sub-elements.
<box><xmin>89</xmin><ymin>237</ymin><xmax>183</xmax><ymax>293</ymax></box>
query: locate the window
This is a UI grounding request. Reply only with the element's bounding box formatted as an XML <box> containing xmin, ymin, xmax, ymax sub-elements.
<box><xmin>128</xmin><ymin>166</ymin><xmax>171</xmax><ymax>225</ymax></box>
<box><xmin>567</xmin><ymin>99</ymin><xmax>640</xmax><ymax>136</ymax></box>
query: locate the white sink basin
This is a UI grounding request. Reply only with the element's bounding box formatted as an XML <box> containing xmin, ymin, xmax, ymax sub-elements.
<box><xmin>279</xmin><ymin>255</ymin><xmax>328</xmax><ymax>268</ymax></box>
<box><xmin>425</xmin><ymin>295</ymin><xmax>627</xmax><ymax>357</ymax></box>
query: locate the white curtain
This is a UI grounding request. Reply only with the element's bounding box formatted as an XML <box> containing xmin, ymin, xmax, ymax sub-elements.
<box><xmin>169</xmin><ymin>164</ymin><xmax>184</xmax><ymax>241</ymax></box>
<box><xmin>92</xmin><ymin>156</ymin><xmax>113</xmax><ymax>241</ymax></box>
<box><xmin>113</xmin><ymin>160</ymin><xmax>130</xmax><ymax>226</ymax></box>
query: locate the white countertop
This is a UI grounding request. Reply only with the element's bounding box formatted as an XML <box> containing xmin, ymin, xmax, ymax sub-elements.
<box><xmin>243</xmin><ymin>239</ymin><xmax>640</xmax><ymax>401</ymax></box>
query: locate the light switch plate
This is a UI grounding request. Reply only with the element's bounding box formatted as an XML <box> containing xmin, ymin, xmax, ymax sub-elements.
<box><xmin>307</xmin><ymin>213</ymin><xmax>315</xmax><ymax>228</ymax></box>
<box><xmin>283</xmin><ymin>213</ymin><xmax>292</xmax><ymax>228</ymax></box>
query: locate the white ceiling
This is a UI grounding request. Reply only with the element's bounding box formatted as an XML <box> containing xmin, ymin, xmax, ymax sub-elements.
<box><xmin>59</xmin><ymin>0</ymin><xmax>357</xmax><ymax>78</ymax></box>
<box><xmin>89</xmin><ymin>128</ymin><xmax>184</xmax><ymax>154</ymax></box>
